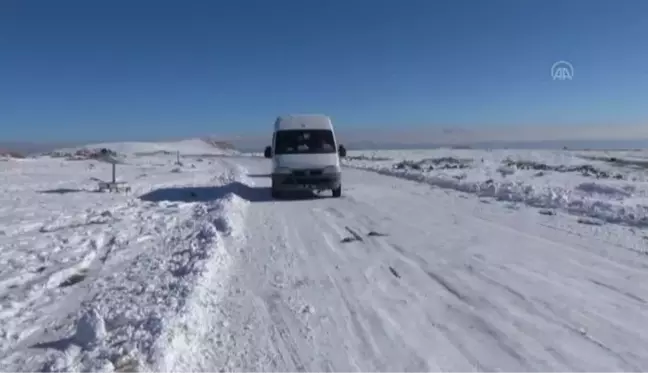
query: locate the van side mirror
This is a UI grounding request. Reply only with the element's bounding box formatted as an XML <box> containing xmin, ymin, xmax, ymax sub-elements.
<box><xmin>338</xmin><ymin>144</ymin><xmax>347</xmax><ymax>157</ymax></box>
<box><xmin>264</xmin><ymin>146</ymin><xmax>272</xmax><ymax>158</ymax></box>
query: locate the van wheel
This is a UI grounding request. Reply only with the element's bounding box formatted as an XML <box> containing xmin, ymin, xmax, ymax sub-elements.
<box><xmin>332</xmin><ymin>186</ymin><xmax>342</xmax><ymax>198</ymax></box>
<box><xmin>271</xmin><ymin>182</ymin><xmax>281</xmax><ymax>199</ymax></box>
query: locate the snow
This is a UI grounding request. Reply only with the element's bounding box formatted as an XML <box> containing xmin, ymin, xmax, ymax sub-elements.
<box><xmin>50</xmin><ymin>138</ymin><xmax>238</xmax><ymax>158</ymax></box>
<box><xmin>0</xmin><ymin>150</ymin><xmax>248</xmax><ymax>371</ymax></box>
<box><xmin>2</xmin><ymin>144</ymin><xmax>648</xmax><ymax>371</ymax></box>
<box><xmin>344</xmin><ymin>148</ymin><xmax>648</xmax><ymax>228</ymax></box>
<box><xmin>74</xmin><ymin>308</ymin><xmax>107</xmax><ymax>350</ymax></box>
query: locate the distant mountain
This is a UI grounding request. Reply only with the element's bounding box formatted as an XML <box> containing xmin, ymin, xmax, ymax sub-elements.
<box><xmin>0</xmin><ymin>136</ymin><xmax>238</xmax><ymax>157</ymax></box>
<box><xmin>47</xmin><ymin>138</ymin><xmax>238</xmax><ymax>159</ymax></box>
<box><xmin>202</xmin><ymin>138</ymin><xmax>236</xmax><ymax>150</ymax></box>
<box><xmin>5</xmin><ymin>133</ymin><xmax>648</xmax><ymax>158</ymax></box>
<box><xmin>0</xmin><ymin>149</ymin><xmax>27</xmax><ymax>158</ymax></box>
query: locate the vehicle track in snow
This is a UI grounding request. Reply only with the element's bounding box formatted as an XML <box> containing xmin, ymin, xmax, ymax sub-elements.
<box><xmin>338</xmin><ymin>174</ymin><xmax>648</xmax><ymax>371</ymax></box>
<box><xmin>157</xmin><ymin>156</ymin><xmax>648</xmax><ymax>372</ymax></box>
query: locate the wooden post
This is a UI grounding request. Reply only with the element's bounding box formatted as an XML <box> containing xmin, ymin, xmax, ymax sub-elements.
<box><xmin>112</xmin><ymin>163</ymin><xmax>116</xmax><ymax>184</ymax></box>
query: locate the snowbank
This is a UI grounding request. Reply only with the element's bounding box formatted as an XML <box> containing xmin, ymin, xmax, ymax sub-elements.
<box><xmin>0</xmin><ymin>154</ymin><xmax>249</xmax><ymax>371</ymax></box>
<box><xmin>344</xmin><ymin>149</ymin><xmax>648</xmax><ymax>227</ymax></box>
<box><xmin>150</xmin><ymin>190</ymin><xmax>248</xmax><ymax>372</ymax></box>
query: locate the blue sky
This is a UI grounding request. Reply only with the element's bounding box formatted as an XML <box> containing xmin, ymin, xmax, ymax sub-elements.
<box><xmin>1</xmin><ymin>0</ymin><xmax>648</xmax><ymax>143</ymax></box>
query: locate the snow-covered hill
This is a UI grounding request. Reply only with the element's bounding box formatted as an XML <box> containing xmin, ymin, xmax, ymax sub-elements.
<box><xmin>1</xmin><ymin>146</ymin><xmax>648</xmax><ymax>371</ymax></box>
<box><xmin>46</xmin><ymin>138</ymin><xmax>238</xmax><ymax>160</ymax></box>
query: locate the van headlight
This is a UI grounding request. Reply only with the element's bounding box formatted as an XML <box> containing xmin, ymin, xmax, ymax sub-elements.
<box><xmin>322</xmin><ymin>166</ymin><xmax>340</xmax><ymax>174</ymax></box>
<box><xmin>274</xmin><ymin>167</ymin><xmax>291</xmax><ymax>174</ymax></box>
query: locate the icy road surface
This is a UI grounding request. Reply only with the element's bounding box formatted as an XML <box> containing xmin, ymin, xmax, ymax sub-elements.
<box><xmin>157</xmin><ymin>156</ymin><xmax>648</xmax><ymax>372</ymax></box>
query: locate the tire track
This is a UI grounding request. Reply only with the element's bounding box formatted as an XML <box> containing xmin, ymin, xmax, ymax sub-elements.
<box><xmin>312</xmin><ymin>198</ymin><xmax>643</xmax><ymax>371</ymax></box>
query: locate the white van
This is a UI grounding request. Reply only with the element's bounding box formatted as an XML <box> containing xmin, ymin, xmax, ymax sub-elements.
<box><xmin>264</xmin><ymin>114</ymin><xmax>347</xmax><ymax>198</ymax></box>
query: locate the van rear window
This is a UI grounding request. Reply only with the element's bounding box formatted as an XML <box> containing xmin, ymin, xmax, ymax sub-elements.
<box><xmin>274</xmin><ymin>130</ymin><xmax>336</xmax><ymax>155</ymax></box>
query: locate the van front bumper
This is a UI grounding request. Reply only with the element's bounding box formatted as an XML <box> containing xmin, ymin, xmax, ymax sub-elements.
<box><xmin>272</xmin><ymin>172</ymin><xmax>341</xmax><ymax>191</ymax></box>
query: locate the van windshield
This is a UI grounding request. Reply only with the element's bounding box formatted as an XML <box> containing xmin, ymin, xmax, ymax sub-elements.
<box><xmin>274</xmin><ymin>129</ymin><xmax>336</xmax><ymax>155</ymax></box>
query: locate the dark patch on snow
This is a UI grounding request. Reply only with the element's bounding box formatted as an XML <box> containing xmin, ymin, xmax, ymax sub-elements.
<box><xmin>502</xmin><ymin>159</ymin><xmax>624</xmax><ymax>180</ymax></box>
<box><xmin>46</xmin><ymin>147</ymin><xmax>119</xmax><ymax>161</ymax></box>
<box><xmin>346</xmin><ymin>155</ymin><xmax>392</xmax><ymax>161</ymax></box>
<box><xmin>100</xmin><ymin>236</ymin><xmax>118</xmax><ymax>264</ymax></box>
<box><xmin>389</xmin><ymin>266</ymin><xmax>401</xmax><ymax>278</ymax></box>
<box><xmin>497</xmin><ymin>167</ymin><xmax>516</xmax><ymax>176</ymax></box>
<box><xmin>393</xmin><ymin>157</ymin><xmax>472</xmax><ymax>172</ymax></box>
<box><xmin>294</xmin><ymin>279</ymin><xmax>308</xmax><ymax>288</ymax></box>
<box><xmin>589</xmin><ymin>279</ymin><xmax>646</xmax><ymax>303</ymax></box>
<box><xmin>539</xmin><ymin>209</ymin><xmax>556</xmax><ymax>216</ymax></box>
<box><xmin>211</xmin><ymin>216</ymin><xmax>230</xmax><ymax>233</ymax></box>
<box><xmin>344</xmin><ymin>227</ymin><xmax>364</xmax><ymax>242</ymax></box>
<box><xmin>38</xmin><ymin>188</ymin><xmax>87</xmax><ymax>194</ymax></box>
<box><xmin>425</xmin><ymin>270</ymin><xmax>467</xmax><ymax>302</ymax></box>
<box><xmin>59</xmin><ymin>269</ymin><xmax>88</xmax><ymax>288</ymax></box>
<box><xmin>31</xmin><ymin>336</ymin><xmax>75</xmax><ymax>353</ymax></box>
<box><xmin>367</xmin><ymin>231</ymin><xmax>388</xmax><ymax>237</ymax></box>
<box><xmin>577</xmin><ymin>217</ymin><xmax>604</xmax><ymax>226</ymax></box>
<box><xmin>389</xmin><ymin>244</ymin><xmax>407</xmax><ymax>256</ymax></box>
<box><xmin>579</xmin><ymin>155</ymin><xmax>648</xmax><ymax>170</ymax></box>
<box><xmin>340</xmin><ymin>228</ymin><xmax>364</xmax><ymax>242</ymax></box>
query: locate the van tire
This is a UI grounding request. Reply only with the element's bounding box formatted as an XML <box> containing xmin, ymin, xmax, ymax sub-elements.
<box><xmin>271</xmin><ymin>181</ymin><xmax>281</xmax><ymax>199</ymax></box>
<box><xmin>332</xmin><ymin>186</ymin><xmax>342</xmax><ymax>198</ymax></box>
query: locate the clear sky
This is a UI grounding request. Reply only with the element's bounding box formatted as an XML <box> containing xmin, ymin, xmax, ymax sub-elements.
<box><xmin>2</xmin><ymin>0</ymin><xmax>648</xmax><ymax>143</ymax></box>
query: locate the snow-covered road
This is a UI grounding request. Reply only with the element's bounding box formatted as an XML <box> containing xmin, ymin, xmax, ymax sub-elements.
<box><xmin>2</xmin><ymin>151</ymin><xmax>648</xmax><ymax>371</ymax></box>
<box><xmin>158</xmin><ymin>156</ymin><xmax>648</xmax><ymax>372</ymax></box>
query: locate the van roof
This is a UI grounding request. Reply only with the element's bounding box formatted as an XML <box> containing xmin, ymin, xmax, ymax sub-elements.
<box><xmin>274</xmin><ymin>114</ymin><xmax>333</xmax><ymax>131</ymax></box>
